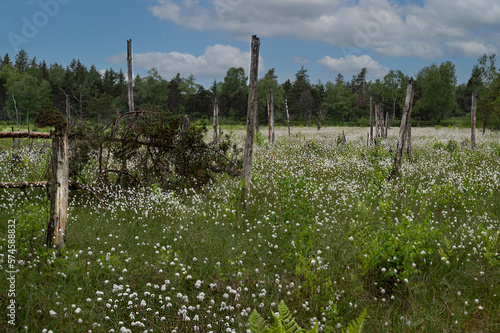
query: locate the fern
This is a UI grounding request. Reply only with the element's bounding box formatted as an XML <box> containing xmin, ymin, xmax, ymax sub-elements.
<box><xmin>276</xmin><ymin>300</ymin><xmax>303</xmax><ymax>333</ymax></box>
<box><xmin>249</xmin><ymin>301</ymin><xmax>319</xmax><ymax>333</ymax></box>
<box><xmin>341</xmin><ymin>309</ymin><xmax>367</xmax><ymax>333</ymax></box>
<box><xmin>249</xmin><ymin>309</ymin><xmax>268</xmax><ymax>333</ymax></box>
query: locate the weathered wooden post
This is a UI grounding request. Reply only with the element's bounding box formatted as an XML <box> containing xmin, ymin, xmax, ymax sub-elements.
<box><xmin>241</xmin><ymin>35</ymin><xmax>260</xmax><ymax>207</ymax></box>
<box><xmin>394</xmin><ymin>78</ymin><xmax>415</xmax><ymax>174</ymax></box>
<box><xmin>268</xmin><ymin>89</ymin><xmax>274</xmax><ymax>145</ymax></box>
<box><xmin>406</xmin><ymin>123</ymin><xmax>412</xmax><ymax>160</ymax></box>
<box><xmin>471</xmin><ymin>90</ymin><xmax>476</xmax><ymax>150</ymax></box>
<box><xmin>369</xmin><ymin>97</ymin><xmax>374</xmax><ymax>142</ymax></box>
<box><xmin>213</xmin><ymin>96</ymin><xmax>219</xmax><ymax>142</ymax></box>
<box><xmin>317</xmin><ymin>102</ymin><xmax>323</xmax><ymax>130</ymax></box>
<box><xmin>384</xmin><ymin>112</ymin><xmax>389</xmax><ymax>138</ymax></box>
<box><xmin>285</xmin><ymin>96</ymin><xmax>291</xmax><ymax>137</ymax></box>
<box><xmin>127</xmin><ymin>39</ymin><xmax>134</xmax><ymax>113</ymax></box>
<box><xmin>46</xmin><ymin>123</ymin><xmax>69</xmax><ymax>252</ymax></box>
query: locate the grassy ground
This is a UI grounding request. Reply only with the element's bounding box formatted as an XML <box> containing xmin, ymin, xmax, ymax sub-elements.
<box><xmin>1</xmin><ymin>126</ymin><xmax>500</xmax><ymax>332</ymax></box>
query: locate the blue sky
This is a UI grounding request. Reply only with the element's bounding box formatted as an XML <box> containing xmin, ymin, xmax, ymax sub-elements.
<box><xmin>2</xmin><ymin>0</ymin><xmax>499</xmax><ymax>88</ymax></box>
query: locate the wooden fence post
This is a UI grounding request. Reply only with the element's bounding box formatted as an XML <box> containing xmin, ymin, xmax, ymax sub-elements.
<box><xmin>471</xmin><ymin>90</ymin><xmax>476</xmax><ymax>150</ymax></box>
<box><xmin>268</xmin><ymin>89</ymin><xmax>274</xmax><ymax>145</ymax></box>
<box><xmin>241</xmin><ymin>35</ymin><xmax>260</xmax><ymax>207</ymax></box>
<box><xmin>213</xmin><ymin>96</ymin><xmax>219</xmax><ymax>142</ymax></box>
<box><xmin>370</xmin><ymin>96</ymin><xmax>373</xmax><ymax>142</ymax></box>
<box><xmin>285</xmin><ymin>96</ymin><xmax>291</xmax><ymax>137</ymax></box>
<box><xmin>406</xmin><ymin>123</ymin><xmax>412</xmax><ymax>160</ymax></box>
<box><xmin>127</xmin><ymin>39</ymin><xmax>135</xmax><ymax>114</ymax></box>
<box><xmin>46</xmin><ymin>123</ymin><xmax>69</xmax><ymax>252</ymax></box>
<box><xmin>394</xmin><ymin>78</ymin><xmax>415</xmax><ymax>174</ymax></box>
<box><xmin>384</xmin><ymin>112</ymin><xmax>389</xmax><ymax>138</ymax></box>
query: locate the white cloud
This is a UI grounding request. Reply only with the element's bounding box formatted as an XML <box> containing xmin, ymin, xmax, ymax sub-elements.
<box><xmin>107</xmin><ymin>44</ymin><xmax>264</xmax><ymax>79</ymax></box>
<box><xmin>318</xmin><ymin>54</ymin><xmax>389</xmax><ymax>78</ymax></box>
<box><xmin>292</xmin><ymin>56</ymin><xmax>310</xmax><ymax>65</ymax></box>
<box><xmin>147</xmin><ymin>0</ymin><xmax>500</xmax><ymax>60</ymax></box>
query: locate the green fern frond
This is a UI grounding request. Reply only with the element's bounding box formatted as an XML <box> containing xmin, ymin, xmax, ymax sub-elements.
<box><xmin>305</xmin><ymin>322</ymin><xmax>319</xmax><ymax>333</ymax></box>
<box><xmin>341</xmin><ymin>309</ymin><xmax>367</xmax><ymax>333</ymax></box>
<box><xmin>269</xmin><ymin>312</ymin><xmax>285</xmax><ymax>333</ymax></box>
<box><xmin>249</xmin><ymin>309</ymin><xmax>269</xmax><ymax>333</ymax></box>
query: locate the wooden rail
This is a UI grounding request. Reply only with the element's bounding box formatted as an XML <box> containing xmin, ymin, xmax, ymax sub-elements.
<box><xmin>1</xmin><ymin>124</ymin><xmax>68</xmax><ymax>252</ymax></box>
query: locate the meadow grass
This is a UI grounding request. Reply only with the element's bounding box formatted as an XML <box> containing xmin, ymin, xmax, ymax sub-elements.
<box><xmin>0</xmin><ymin>126</ymin><xmax>499</xmax><ymax>332</ymax></box>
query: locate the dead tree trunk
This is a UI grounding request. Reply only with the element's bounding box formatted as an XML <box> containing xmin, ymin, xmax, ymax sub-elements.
<box><xmin>393</xmin><ymin>78</ymin><xmax>415</xmax><ymax>174</ymax></box>
<box><xmin>317</xmin><ymin>102</ymin><xmax>323</xmax><ymax>130</ymax></box>
<box><xmin>0</xmin><ymin>131</ymin><xmax>51</xmax><ymax>139</ymax></box>
<box><xmin>285</xmin><ymin>96</ymin><xmax>291</xmax><ymax>137</ymax></box>
<box><xmin>213</xmin><ymin>96</ymin><xmax>219</xmax><ymax>142</ymax></box>
<box><xmin>127</xmin><ymin>39</ymin><xmax>135</xmax><ymax>114</ymax></box>
<box><xmin>241</xmin><ymin>35</ymin><xmax>260</xmax><ymax>207</ymax></box>
<box><xmin>46</xmin><ymin>123</ymin><xmax>69</xmax><ymax>252</ymax></box>
<box><xmin>375</xmin><ymin>104</ymin><xmax>379</xmax><ymax>138</ymax></box>
<box><xmin>369</xmin><ymin>97</ymin><xmax>373</xmax><ymax>142</ymax></box>
<box><xmin>384</xmin><ymin>112</ymin><xmax>389</xmax><ymax>138</ymax></box>
<box><xmin>406</xmin><ymin>123</ymin><xmax>412</xmax><ymax>160</ymax></box>
<box><xmin>268</xmin><ymin>89</ymin><xmax>274</xmax><ymax>145</ymax></box>
<box><xmin>471</xmin><ymin>90</ymin><xmax>476</xmax><ymax>150</ymax></box>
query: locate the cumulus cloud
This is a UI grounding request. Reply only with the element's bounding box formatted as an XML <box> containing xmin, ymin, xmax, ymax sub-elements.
<box><xmin>318</xmin><ymin>54</ymin><xmax>389</xmax><ymax>78</ymax></box>
<box><xmin>107</xmin><ymin>44</ymin><xmax>264</xmax><ymax>79</ymax></box>
<box><xmin>292</xmin><ymin>56</ymin><xmax>310</xmax><ymax>65</ymax></box>
<box><xmin>147</xmin><ymin>0</ymin><xmax>500</xmax><ymax>60</ymax></box>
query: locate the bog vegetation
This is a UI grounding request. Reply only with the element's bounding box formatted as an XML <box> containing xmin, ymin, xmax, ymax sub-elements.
<box><xmin>1</xmin><ymin>125</ymin><xmax>499</xmax><ymax>332</ymax></box>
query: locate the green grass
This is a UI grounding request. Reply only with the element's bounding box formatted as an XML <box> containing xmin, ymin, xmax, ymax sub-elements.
<box><xmin>1</xmin><ymin>127</ymin><xmax>500</xmax><ymax>332</ymax></box>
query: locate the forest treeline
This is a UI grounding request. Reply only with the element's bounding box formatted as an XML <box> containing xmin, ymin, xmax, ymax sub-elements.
<box><xmin>0</xmin><ymin>50</ymin><xmax>499</xmax><ymax>129</ymax></box>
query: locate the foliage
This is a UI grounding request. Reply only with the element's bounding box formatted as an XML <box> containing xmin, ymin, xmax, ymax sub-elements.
<box><xmin>68</xmin><ymin>109</ymin><xmax>242</xmax><ymax>189</ymax></box>
<box><xmin>249</xmin><ymin>301</ymin><xmax>319</xmax><ymax>333</ymax></box>
<box><xmin>34</xmin><ymin>104</ymin><xmax>66</xmax><ymax>128</ymax></box>
<box><xmin>415</xmin><ymin>61</ymin><xmax>457</xmax><ymax>123</ymax></box>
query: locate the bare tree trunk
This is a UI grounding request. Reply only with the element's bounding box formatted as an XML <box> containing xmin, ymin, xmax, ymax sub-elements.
<box><xmin>213</xmin><ymin>96</ymin><xmax>219</xmax><ymax>142</ymax></box>
<box><xmin>406</xmin><ymin>123</ymin><xmax>412</xmax><ymax>160</ymax></box>
<box><xmin>268</xmin><ymin>89</ymin><xmax>274</xmax><ymax>145</ymax></box>
<box><xmin>13</xmin><ymin>94</ymin><xmax>19</xmax><ymax>127</ymax></box>
<box><xmin>241</xmin><ymin>35</ymin><xmax>260</xmax><ymax>207</ymax></box>
<box><xmin>394</xmin><ymin>78</ymin><xmax>415</xmax><ymax>174</ymax></box>
<box><xmin>471</xmin><ymin>90</ymin><xmax>476</xmax><ymax>150</ymax></box>
<box><xmin>127</xmin><ymin>39</ymin><xmax>135</xmax><ymax>114</ymax></box>
<box><xmin>384</xmin><ymin>112</ymin><xmax>389</xmax><ymax>138</ymax></box>
<box><xmin>285</xmin><ymin>96</ymin><xmax>290</xmax><ymax>137</ymax></box>
<box><xmin>0</xmin><ymin>131</ymin><xmax>51</xmax><ymax>139</ymax></box>
<box><xmin>369</xmin><ymin>96</ymin><xmax>373</xmax><ymax>142</ymax></box>
<box><xmin>375</xmin><ymin>104</ymin><xmax>379</xmax><ymax>138</ymax></box>
<box><xmin>46</xmin><ymin>123</ymin><xmax>69</xmax><ymax>252</ymax></box>
<box><xmin>317</xmin><ymin>102</ymin><xmax>323</xmax><ymax>130</ymax></box>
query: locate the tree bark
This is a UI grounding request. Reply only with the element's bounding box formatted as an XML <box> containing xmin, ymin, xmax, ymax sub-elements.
<box><xmin>384</xmin><ymin>111</ymin><xmax>389</xmax><ymax>138</ymax></box>
<box><xmin>406</xmin><ymin>123</ymin><xmax>412</xmax><ymax>160</ymax></box>
<box><xmin>268</xmin><ymin>89</ymin><xmax>274</xmax><ymax>145</ymax></box>
<box><xmin>471</xmin><ymin>90</ymin><xmax>476</xmax><ymax>150</ymax></box>
<box><xmin>369</xmin><ymin>97</ymin><xmax>373</xmax><ymax>142</ymax></box>
<box><xmin>0</xmin><ymin>131</ymin><xmax>51</xmax><ymax>139</ymax></box>
<box><xmin>213</xmin><ymin>96</ymin><xmax>219</xmax><ymax>142</ymax></box>
<box><xmin>285</xmin><ymin>96</ymin><xmax>290</xmax><ymax>137</ymax></box>
<box><xmin>241</xmin><ymin>35</ymin><xmax>260</xmax><ymax>207</ymax></box>
<box><xmin>394</xmin><ymin>78</ymin><xmax>415</xmax><ymax>174</ymax></box>
<box><xmin>375</xmin><ymin>103</ymin><xmax>379</xmax><ymax>138</ymax></box>
<box><xmin>127</xmin><ymin>39</ymin><xmax>135</xmax><ymax>114</ymax></box>
<box><xmin>45</xmin><ymin>124</ymin><xmax>69</xmax><ymax>252</ymax></box>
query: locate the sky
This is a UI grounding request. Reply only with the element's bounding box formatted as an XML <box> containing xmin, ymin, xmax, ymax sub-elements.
<box><xmin>2</xmin><ymin>0</ymin><xmax>500</xmax><ymax>88</ymax></box>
